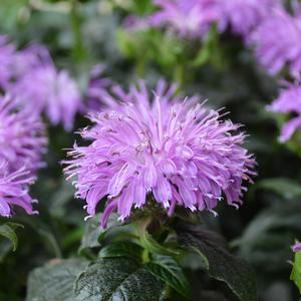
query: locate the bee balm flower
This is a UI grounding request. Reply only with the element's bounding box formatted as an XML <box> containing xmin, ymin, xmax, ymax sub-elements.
<box><xmin>252</xmin><ymin>7</ymin><xmax>301</xmax><ymax>76</ymax></box>
<box><xmin>267</xmin><ymin>82</ymin><xmax>301</xmax><ymax>142</ymax></box>
<box><xmin>0</xmin><ymin>95</ymin><xmax>47</xmax><ymax>175</ymax></box>
<box><xmin>65</xmin><ymin>81</ymin><xmax>256</xmax><ymax>227</ymax></box>
<box><xmin>0</xmin><ymin>160</ymin><xmax>37</xmax><ymax>217</ymax></box>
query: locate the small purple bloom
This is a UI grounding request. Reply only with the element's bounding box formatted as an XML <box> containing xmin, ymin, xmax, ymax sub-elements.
<box><xmin>252</xmin><ymin>6</ymin><xmax>301</xmax><ymax>76</ymax></box>
<box><xmin>86</xmin><ymin>65</ymin><xmax>114</xmax><ymax>112</ymax></box>
<box><xmin>149</xmin><ymin>0</ymin><xmax>219</xmax><ymax>38</ymax></box>
<box><xmin>65</xmin><ymin>81</ymin><xmax>256</xmax><ymax>227</ymax></box>
<box><xmin>0</xmin><ymin>94</ymin><xmax>47</xmax><ymax>175</ymax></box>
<box><xmin>292</xmin><ymin>242</ymin><xmax>301</xmax><ymax>252</ymax></box>
<box><xmin>267</xmin><ymin>82</ymin><xmax>301</xmax><ymax>142</ymax></box>
<box><xmin>12</xmin><ymin>58</ymin><xmax>82</xmax><ymax>131</ymax></box>
<box><xmin>218</xmin><ymin>0</ymin><xmax>281</xmax><ymax>37</ymax></box>
<box><xmin>0</xmin><ymin>159</ymin><xmax>37</xmax><ymax>217</ymax></box>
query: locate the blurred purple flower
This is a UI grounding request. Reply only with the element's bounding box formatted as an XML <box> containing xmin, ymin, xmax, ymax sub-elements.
<box><xmin>218</xmin><ymin>0</ymin><xmax>281</xmax><ymax>37</ymax></box>
<box><xmin>0</xmin><ymin>95</ymin><xmax>47</xmax><ymax>175</ymax></box>
<box><xmin>0</xmin><ymin>36</ymin><xmax>15</xmax><ymax>88</ymax></box>
<box><xmin>292</xmin><ymin>242</ymin><xmax>301</xmax><ymax>252</ymax></box>
<box><xmin>86</xmin><ymin>65</ymin><xmax>114</xmax><ymax>112</ymax></box>
<box><xmin>0</xmin><ymin>159</ymin><xmax>37</xmax><ymax>217</ymax></box>
<box><xmin>12</xmin><ymin>55</ymin><xmax>82</xmax><ymax>131</ymax></box>
<box><xmin>65</xmin><ymin>80</ymin><xmax>256</xmax><ymax>227</ymax></box>
<box><xmin>149</xmin><ymin>0</ymin><xmax>219</xmax><ymax>38</ymax></box>
<box><xmin>267</xmin><ymin>82</ymin><xmax>301</xmax><ymax>142</ymax></box>
<box><xmin>252</xmin><ymin>7</ymin><xmax>301</xmax><ymax>76</ymax></box>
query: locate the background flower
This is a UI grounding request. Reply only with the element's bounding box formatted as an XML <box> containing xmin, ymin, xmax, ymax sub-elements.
<box><xmin>267</xmin><ymin>82</ymin><xmax>301</xmax><ymax>142</ymax></box>
<box><xmin>252</xmin><ymin>7</ymin><xmax>301</xmax><ymax>76</ymax></box>
<box><xmin>0</xmin><ymin>159</ymin><xmax>37</xmax><ymax>217</ymax></box>
<box><xmin>65</xmin><ymin>81</ymin><xmax>256</xmax><ymax>227</ymax></box>
<box><xmin>0</xmin><ymin>94</ymin><xmax>47</xmax><ymax>175</ymax></box>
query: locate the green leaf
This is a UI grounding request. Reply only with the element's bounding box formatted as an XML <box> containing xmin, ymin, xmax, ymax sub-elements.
<box><xmin>99</xmin><ymin>241</ymin><xmax>143</xmax><ymax>260</ymax></box>
<box><xmin>256</xmin><ymin>178</ymin><xmax>301</xmax><ymax>200</ymax></box>
<box><xmin>176</xmin><ymin>223</ymin><xmax>257</xmax><ymax>301</ymax></box>
<box><xmin>26</xmin><ymin>258</ymin><xmax>89</xmax><ymax>301</ymax></box>
<box><xmin>147</xmin><ymin>254</ymin><xmax>190</xmax><ymax>298</ymax></box>
<box><xmin>291</xmin><ymin>250</ymin><xmax>301</xmax><ymax>293</ymax></box>
<box><xmin>75</xmin><ymin>258</ymin><xmax>165</xmax><ymax>301</ymax></box>
<box><xmin>140</xmin><ymin>231</ymin><xmax>180</xmax><ymax>256</ymax></box>
<box><xmin>0</xmin><ymin>222</ymin><xmax>23</xmax><ymax>251</ymax></box>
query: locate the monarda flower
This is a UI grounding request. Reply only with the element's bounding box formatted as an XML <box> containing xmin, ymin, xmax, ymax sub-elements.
<box><xmin>267</xmin><ymin>82</ymin><xmax>301</xmax><ymax>142</ymax></box>
<box><xmin>11</xmin><ymin>46</ymin><xmax>82</xmax><ymax>131</ymax></box>
<box><xmin>65</xmin><ymin>81</ymin><xmax>256</xmax><ymax>227</ymax></box>
<box><xmin>0</xmin><ymin>159</ymin><xmax>37</xmax><ymax>217</ymax></box>
<box><xmin>0</xmin><ymin>94</ymin><xmax>47</xmax><ymax>175</ymax></box>
<box><xmin>252</xmin><ymin>7</ymin><xmax>301</xmax><ymax>76</ymax></box>
<box><xmin>217</xmin><ymin>0</ymin><xmax>280</xmax><ymax>37</ymax></box>
<box><xmin>149</xmin><ymin>0</ymin><xmax>219</xmax><ymax>38</ymax></box>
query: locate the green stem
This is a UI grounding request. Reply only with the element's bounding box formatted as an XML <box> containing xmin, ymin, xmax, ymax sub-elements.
<box><xmin>70</xmin><ymin>0</ymin><xmax>87</xmax><ymax>63</ymax></box>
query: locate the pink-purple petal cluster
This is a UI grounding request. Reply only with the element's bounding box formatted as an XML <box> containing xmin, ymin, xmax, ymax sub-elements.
<box><xmin>148</xmin><ymin>0</ymin><xmax>220</xmax><ymax>38</ymax></box>
<box><xmin>0</xmin><ymin>35</ymin><xmax>82</xmax><ymax>131</ymax></box>
<box><xmin>130</xmin><ymin>0</ymin><xmax>279</xmax><ymax>39</ymax></box>
<box><xmin>13</xmin><ymin>63</ymin><xmax>82</xmax><ymax>131</ymax></box>
<box><xmin>267</xmin><ymin>82</ymin><xmax>301</xmax><ymax>142</ymax></box>
<box><xmin>0</xmin><ymin>94</ymin><xmax>47</xmax><ymax>175</ymax></box>
<box><xmin>0</xmin><ymin>160</ymin><xmax>37</xmax><ymax>217</ymax></box>
<box><xmin>292</xmin><ymin>242</ymin><xmax>301</xmax><ymax>252</ymax></box>
<box><xmin>252</xmin><ymin>7</ymin><xmax>301</xmax><ymax>76</ymax></box>
<box><xmin>65</xmin><ymin>81</ymin><xmax>256</xmax><ymax>227</ymax></box>
<box><xmin>218</xmin><ymin>0</ymin><xmax>280</xmax><ymax>37</ymax></box>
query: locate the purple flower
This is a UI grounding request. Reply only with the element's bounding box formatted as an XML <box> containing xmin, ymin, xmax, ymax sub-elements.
<box><xmin>65</xmin><ymin>81</ymin><xmax>256</xmax><ymax>227</ymax></box>
<box><xmin>252</xmin><ymin>7</ymin><xmax>301</xmax><ymax>76</ymax></box>
<box><xmin>218</xmin><ymin>0</ymin><xmax>280</xmax><ymax>37</ymax></box>
<box><xmin>292</xmin><ymin>242</ymin><xmax>301</xmax><ymax>252</ymax></box>
<box><xmin>0</xmin><ymin>159</ymin><xmax>37</xmax><ymax>217</ymax></box>
<box><xmin>149</xmin><ymin>0</ymin><xmax>219</xmax><ymax>38</ymax></box>
<box><xmin>267</xmin><ymin>82</ymin><xmax>301</xmax><ymax>142</ymax></box>
<box><xmin>86</xmin><ymin>65</ymin><xmax>114</xmax><ymax>112</ymax></box>
<box><xmin>0</xmin><ymin>94</ymin><xmax>47</xmax><ymax>175</ymax></box>
<box><xmin>12</xmin><ymin>59</ymin><xmax>82</xmax><ymax>131</ymax></box>
<box><xmin>0</xmin><ymin>36</ymin><xmax>15</xmax><ymax>88</ymax></box>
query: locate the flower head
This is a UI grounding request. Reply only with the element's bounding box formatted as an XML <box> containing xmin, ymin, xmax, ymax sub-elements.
<box><xmin>252</xmin><ymin>7</ymin><xmax>301</xmax><ymax>76</ymax></box>
<box><xmin>267</xmin><ymin>82</ymin><xmax>301</xmax><ymax>142</ymax></box>
<box><xmin>0</xmin><ymin>159</ymin><xmax>37</xmax><ymax>217</ymax></box>
<box><xmin>149</xmin><ymin>0</ymin><xmax>219</xmax><ymax>38</ymax></box>
<box><xmin>11</xmin><ymin>46</ymin><xmax>82</xmax><ymax>131</ymax></box>
<box><xmin>218</xmin><ymin>0</ymin><xmax>280</xmax><ymax>37</ymax></box>
<box><xmin>0</xmin><ymin>94</ymin><xmax>47</xmax><ymax>174</ymax></box>
<box><xmin>65</xmin><ymin>81</ymin><xmax>256</xmax><ymax>227</ymax></box>
<box><xmin>86</xmin><ymin>65</ymin><xmax>114</xmax><ymax>112</ymax></box>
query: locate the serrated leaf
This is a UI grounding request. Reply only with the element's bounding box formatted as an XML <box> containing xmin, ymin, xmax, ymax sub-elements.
<box><xmin>26</xmin><ymin>259</ymin><xmax>89</xmax><ymax>301</ymax></box>
<box><xmin>0</xmin><ymin>222</ymin><xmax>23</xmax><ymax>251</ymax></box>
<box><xmin>291</xmin><ymin>251</ymin><xmax>301</xmax><ymax>293</ymax></box>
<box><xmin>75</xmin><ymin>258</ymin><xmax>165</xmax><ymax>301</ymax></box>
<box><xmin>176</xmin><ymin>223</ymin><xmax>257</xmax><ymax>301</ymax></box>
<box><xmin>147</xmin><ymin>254</ymin><xmax>190</xmax><ymax>298</ymax></box>
<box><xmin>99</xmin><ymin>241</ymin><xmax>143</xmax><ymax>260</ymax></box>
